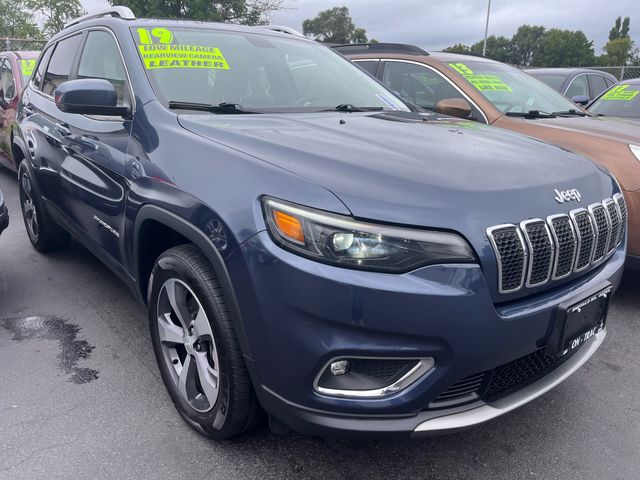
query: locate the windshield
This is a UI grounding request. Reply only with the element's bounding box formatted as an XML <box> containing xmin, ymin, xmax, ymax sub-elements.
<box><xmin>527</xmin><ymin>73</ymin><xmax>567</xmax><ymax>92</ymax></box>
<box><xmin>589</xmin><ymin>84</ymin><xmax>640</xmax><ymax>118</ymax></box>
<box><xmin>19</xmin><ymin>59</ymin><xmax>37</xmax><ymax>86</ymax></box>
<box><xmin>447</xmin><ymin>61</ymin><xmax>580</xmax><ymax>114</ymax></box>
<box><xmin>131</xmin><ymin>26</ymin><xmax>408</xmax><ymax>112</ymax></box>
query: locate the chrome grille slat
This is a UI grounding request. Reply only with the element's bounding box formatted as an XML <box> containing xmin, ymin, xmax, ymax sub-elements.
<box><xmin>604</xmin><ymin>199</ymin><xmax>621</xmax><ymax>254</ymax></box>
<box><xmin>487</xmin><ymin>196</ymin><xmax>626</xmax><ymax>294</ymax></box>
<box><xmin>570</xmin><ymin>209</ymin><xmax>596</xmax><ymax>272</ymax></box>
<box><xmin>588</xmin><ymin>203</ymin><xmax>610</xmax><ymax>263</ymax></box>
<box><xmin>547</xmin><ymin>214</ymin><xmax>577</xmax><ymax>280</ymax></box>
<box><xmin>521</xmin><ymin>219</ymin><xmax>554</xmax><ymax>287</ymax></box>
<box><xmin>614</xmin><ymin>193</ymin><xmax>628</xmax><ymax>241</ymax></box>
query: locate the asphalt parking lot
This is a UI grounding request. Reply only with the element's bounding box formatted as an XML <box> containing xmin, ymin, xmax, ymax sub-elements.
<box><xmin>0</xmin><ymin>168</ymin><xmax>638</xmax><ymax>480</ymax></box>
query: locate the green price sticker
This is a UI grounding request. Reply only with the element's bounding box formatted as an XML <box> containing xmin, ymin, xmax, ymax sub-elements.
<box><xmin>138</xmin><ymin>44</ymin><xmax>230</xmax><ymax>70</ymax></box>
<box><xmin>20</xmin><ymin>59</ymin><xmax>36</xmax><ymax>77</ymax></box>
<box><xmin>601</xmin><ymin>85</ymin><xmax>639</xmax><ymax>101</ymax></box>
<box><xmin>448</xmin><ymin>63</ymin><xmax>512</xmax><ymax>92</ymax></box>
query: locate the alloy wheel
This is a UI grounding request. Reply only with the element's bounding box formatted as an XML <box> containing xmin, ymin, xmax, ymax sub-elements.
<box><xmin>156</xmin><ymin>278</ymin><xmax>220</xmax><ymax>412</ymax></box>
<box><xmin>20</xmin><ymin>173</ymin><xmax>39</xmax><ymax>241</ymax></box>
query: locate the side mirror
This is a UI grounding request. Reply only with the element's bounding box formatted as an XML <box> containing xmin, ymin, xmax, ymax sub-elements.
<box><xmin>54</xmin><ymin>79</ymin><xmax>130</xmax><ymax>116</ymax></box>
<box><xmin>435</xmin><ymin>98</ymin><xmax>472</xmax><ymax>118</ymax></box>
<box><xmin>571</xmin><ymin>95</ymin><xmax>589</xmax><ymax>106</ymax></box>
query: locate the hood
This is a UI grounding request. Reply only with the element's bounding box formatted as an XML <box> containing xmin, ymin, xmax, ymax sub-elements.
<box><xmin>522</xmin><ymin>115</ymin><xmax>640</xmax><ymax>144</ymax></box>
<box><xmin>497</xmin><ymin>114</ymin><xmax>640</xmax><ymax>191</ymax></box>
<box><xmin>179</xmin><ymin>111</ymin><xmax>615</xmax><ymax>232</ymax></box>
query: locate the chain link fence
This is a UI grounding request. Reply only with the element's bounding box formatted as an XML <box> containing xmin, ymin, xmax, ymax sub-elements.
<box><xmin>2</xmin><ymin>37</ymin><xmax>47</xmax><ymax>52</ymax></box>
<box><xmin>582</xmin><ymin>66</ymin><xmax>640</xmax><ymax>81</ymax></box>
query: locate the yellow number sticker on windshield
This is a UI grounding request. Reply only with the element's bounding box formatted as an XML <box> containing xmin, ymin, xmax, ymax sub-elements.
<box><xmin>137</xmin><ymin>27</ymin><xmax>174</xmax><ymax>45</ymax></box>
<box><xmin>20</xmin><ymin>59</ymin><xmax>36</xmax><ymax>77</ymax></box>
<box><xmin>138</xmin><ymin>44</ymin><xmax>230</xmax><ymax>70</ymax></box>
<box><xmin>448</xmin><ymin>63</ymin><xmax>511</xmax><ymax>92</ymax></box>
<box><xmin>601</xmin><ymin>85</ymin><xmax>638</xmax><ymax>101</ymax></box>
<box><xmin>449</xmin><ymin>63</ymin><xmax>475</xmax><ymax>76</ymax></box>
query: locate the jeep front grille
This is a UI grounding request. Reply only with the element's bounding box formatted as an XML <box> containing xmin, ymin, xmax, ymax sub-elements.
<box><xmin>487</xmin><ymin>195</ymin><xmax>626</xmax><ymax>294</ymax></box>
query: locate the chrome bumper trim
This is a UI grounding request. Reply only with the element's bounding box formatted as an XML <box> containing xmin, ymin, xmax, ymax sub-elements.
<box><xmin>414</xmin><ymin>329</ymin><xmax>606</xmax><ymax>433</ymax></box>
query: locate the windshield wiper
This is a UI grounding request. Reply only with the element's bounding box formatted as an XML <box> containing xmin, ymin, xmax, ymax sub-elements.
<box><xmin>551</xmin><ymin>109</ymin><xmax>589</xmax><ymax>117</ymax></box>
<box><xmin>505</xmin><ymin>110</ymin><xmax>557</xmax><ymax>119</ymax></box>
<box><xmin>168</xmin><ymin>101</ymin><xmax>261</xmax><ymax>114</ymax></box>
<box><xmin>328</xmin><ymin>104</ymin><xmax>385</xmax><ymax>112</ymax></box>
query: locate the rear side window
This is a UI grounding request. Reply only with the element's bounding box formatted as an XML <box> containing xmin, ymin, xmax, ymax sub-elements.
<box><xmin>77</xmin><ymin>30</ymin><xmax>130</xmax><ymax>106</ymax></box>
<box><xmin>565</xmin><ymin>75</ymin><xmax>588</xmax><ymax>99</ymax></box>
<box><xmin>0</xmin><ymin>58</ymin><xmax>15</xmax><ymax>101</ymax></box>
<box><xmin>588</xmin><ymin>75</ymin><xmax>607</xmax><ymax>98</ymax></box>
<box><xmin>354</xmin><ymin>60</ymin><xmax>379</xmax><ymax>76</ymax></box>
<box><xmin>42</xmin><ymin>34</ymin><xmax>83</xmax><ymax>96</ymax></box>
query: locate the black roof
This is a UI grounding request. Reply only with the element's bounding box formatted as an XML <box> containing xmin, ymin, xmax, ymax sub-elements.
<box><xmin>331</xmin><ymin>43</ymin><xmax>428</xmax><ymax>56</ymax></box>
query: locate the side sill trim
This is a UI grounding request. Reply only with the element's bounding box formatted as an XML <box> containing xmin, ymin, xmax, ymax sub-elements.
<box><xmin>414</xmin><ymin>329</ymin><xmax>606</xmax><ymax>433</ymax></box>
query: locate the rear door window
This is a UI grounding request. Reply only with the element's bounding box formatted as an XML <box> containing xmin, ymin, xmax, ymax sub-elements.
<box><xmin>565</xmin><ymin>75</ymin><xmax>589</xmax><ymax>99</ymax></box>
<box><xmin>354</xmin><ymin>60</ymin><xmax>379</xmax><ymax>76</ymax></box>
<box><xmin>588</xmin><ymin>75</ymin><xmax>608</xmax><ymax>98</ymax></box>
<box><xmin>32</xmin><ymin>46</ymin><xmax>53</xmax><ymax>91</ymax></box>
<box><xmin>42</xmin><ymin>34</ymin><xmax>83</xmax><ymax>96</ymax></box>
<box><xmin>0</xmin><ymin>58</ymin><xmax>16</xmax><ymax>101</ymax></box>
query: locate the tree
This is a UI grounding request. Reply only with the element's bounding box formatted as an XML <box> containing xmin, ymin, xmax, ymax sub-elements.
<box><xmin>110</xmin><ymin>0</ymin><xmax>284</xmax><ymax>25</ymax></box>
<box><xmin>443</xmin><ymin>43</ymin><xmax>471</xmax><ymax>54</ymax></box>
<box><xmin>533</xmin><ymin>29</ymin><xmax>595</xmax><ymax>67</ymax></box>
<box><xmin>510</xmin><ymin>25</ymin><xmax>546</xmax><ymax>66</ymax></box>
<box><xmin>0</xmin><ymin>0</ymin><xmax>41</xmax><ymax>39</ymax></box>
<box><xmin>445</xmin><ymin>36</ymin><xmax>512</xmax><ymax>63</ymax></box>
<box><xmin>302</xmin><ymin>6</ymin><xmax>370</xmax><ymax>44</ymax></box>
<box><xmin>26</xmin><ymin>0</ymin><xmax>84</xmax><ymax>37</ymax></box>
<box><xmin>600</xmin><ymin>17</ymin><xmax>635</xmax><ymax>65</ymax></box>
<box><xmin>609</xmin><ymin>16</ymin><xmax>630</xmax><ymax>41</ymax></box>
<box><xmin>468</xmin><ymin>35</ymin><xmax>512</xmax><ymax>63</ymax></box>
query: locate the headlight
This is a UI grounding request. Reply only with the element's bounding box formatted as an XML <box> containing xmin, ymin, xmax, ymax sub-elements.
<box><xmin>630</xmin><ymin>144</ymin><xmax>640</xmax><ymax>162</ymax></box>
<box><xmin>262</xmin><ymin>197</ymin><xmax>476</xmax><ymax>272</ymax></box>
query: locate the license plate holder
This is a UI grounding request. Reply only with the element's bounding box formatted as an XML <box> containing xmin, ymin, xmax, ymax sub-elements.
<box><xmin>546</xmin><ymin>284</ymin><xmax>612</xmax><ymax>358</ymax></box>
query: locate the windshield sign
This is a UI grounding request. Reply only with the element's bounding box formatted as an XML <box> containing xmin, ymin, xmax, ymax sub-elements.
<box><xmin>589</xmin><ymin>84</ymin><xmax>640</xmax><ymax>118</ymax></box>
<box><xmin>448</xmin><ymin>61</ymin><xmax>580</xmax><ymax>115</ymax></box>
<box><xmin>20</xmin><ymin>59</ymin><xmax>37</xmax><ymax>83</ymax></box>
<box><xmin>132</xmin><ymin>27</ymin><xmax>408</xmax><ymax>113</ymax></box>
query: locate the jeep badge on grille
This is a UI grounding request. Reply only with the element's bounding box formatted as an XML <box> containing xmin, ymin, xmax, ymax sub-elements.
<box><xmin>554</xmin><ymin>188</ymin><xmax>582</xmax><ymax>204</ymax></box>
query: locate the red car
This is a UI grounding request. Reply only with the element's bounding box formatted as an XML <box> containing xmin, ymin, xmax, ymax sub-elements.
<box><xmin>0</xmin><ymin>51</ymin><xmax>39</xmax><ymax>172</ymax></box>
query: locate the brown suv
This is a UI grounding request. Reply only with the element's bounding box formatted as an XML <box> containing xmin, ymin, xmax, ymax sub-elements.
<box><xmin>336</xmin><ymin>43</ymin><xmax>640</xmax><ymax>264</ymax></box>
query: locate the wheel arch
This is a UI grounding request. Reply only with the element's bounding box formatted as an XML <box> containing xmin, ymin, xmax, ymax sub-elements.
<box><xmin>134</xmin><ymin>204</ymin><xmax>253</xmax><ymax>359</ymax></box>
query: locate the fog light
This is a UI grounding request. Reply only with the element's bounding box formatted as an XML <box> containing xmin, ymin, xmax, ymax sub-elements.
<box><xmin>330</xmin><ymin>360</ymin><xmax>350</xmax><ymax>376</ymax></box>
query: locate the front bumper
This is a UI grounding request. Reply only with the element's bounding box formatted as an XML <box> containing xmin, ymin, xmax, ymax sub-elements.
<box><xmin>229</xmin><ymin>231</ymin><xmax>625</xmax><ymax>437</ymax></box>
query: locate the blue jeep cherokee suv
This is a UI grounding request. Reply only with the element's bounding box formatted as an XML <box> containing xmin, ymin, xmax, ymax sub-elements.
<box><xmin>13</xmin><ymin>7</ymin><xmax>627</xmax><ymax>439</ymax></box>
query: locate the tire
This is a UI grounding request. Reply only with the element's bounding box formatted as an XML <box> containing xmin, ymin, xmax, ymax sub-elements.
<box><xmin>18</xmin><ymin>161</ymin><xmax>71</xmax><ymax>252</ymax></box>
<box><xmin>148</xmin><ymin>244</ymin><xmax>259</xmax><ymax>439</ymax></box>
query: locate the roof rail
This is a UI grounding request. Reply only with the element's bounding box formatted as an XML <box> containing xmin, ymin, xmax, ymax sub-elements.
<box><xmin>264</xmin><ymin>25</ymin><xmax>305</xmax><ymax>37</ymax></box>
<box><xmin>331</xmin><ymin>43</ymin><xmax>429</xmax><ymax>56</ymax></box>
<box><xmin>65</xmin><ymin>6</ymin><xmax>136</xmax><ymax>28</ymax></box>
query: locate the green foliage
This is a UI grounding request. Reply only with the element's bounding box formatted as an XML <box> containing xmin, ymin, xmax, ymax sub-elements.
<box><xmin>302</xmin><ymin>6</ymin><xmax>369</xmax><ymax>44</ymax></box>
<box><xmin>110</xmin><ymin>0</ymin><xmax>284</xmax><ymax>25</ymax></box>
<box><xmin>443</xmin><ymin>43</ymin><xmax>471</xmax><ymax>54</ymax></box>
<box><xmin>601</xmin><ymin>17</ymin><xmax>635</xmax><ymax>65</ymax></box>
<box><xmin>468</xmin><ymin>35</ymin><xmax>512</xmax><ymax>63</ymax></box>
<box><xmin>609</xmin><ymin>16</ymin><xmax>630</xmax><ymax>41</ymax></box>
<box><xmin>26</xmin><ymin>0</ymin><xmax>84</xmax><ymax>37</ymax></box>
<box><xmin>0</xmin><ymin>0</ymin><xmax>41</xmax><ymax>39</ymax></box>
<box><xmin>534</xmin><ymin>29</ymin><xmax>595</xmax><ymax>67</ymax></box>
<box><xmin>510</xmin><ymin>25</ymin><xmax>546</xmax><ymax>66</ymax></box>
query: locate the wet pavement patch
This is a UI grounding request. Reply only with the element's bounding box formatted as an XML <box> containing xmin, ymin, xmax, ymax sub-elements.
<box><xmin>1</xmin><ymin>315</ymin><xmax>99</xmax><ymax>384</ymax></box>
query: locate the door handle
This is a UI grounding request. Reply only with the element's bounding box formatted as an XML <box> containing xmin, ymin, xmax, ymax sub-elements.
<box><xmin>54</xmin><ymin>122</ymin><xmax>71</xmax><ymax>136</ymax></box>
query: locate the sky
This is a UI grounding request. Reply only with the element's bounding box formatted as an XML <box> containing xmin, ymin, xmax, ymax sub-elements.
<box><xmin>81</xmin><ymin>0</ymin><xmax>640</xmax><ymax>53</ymax></box>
